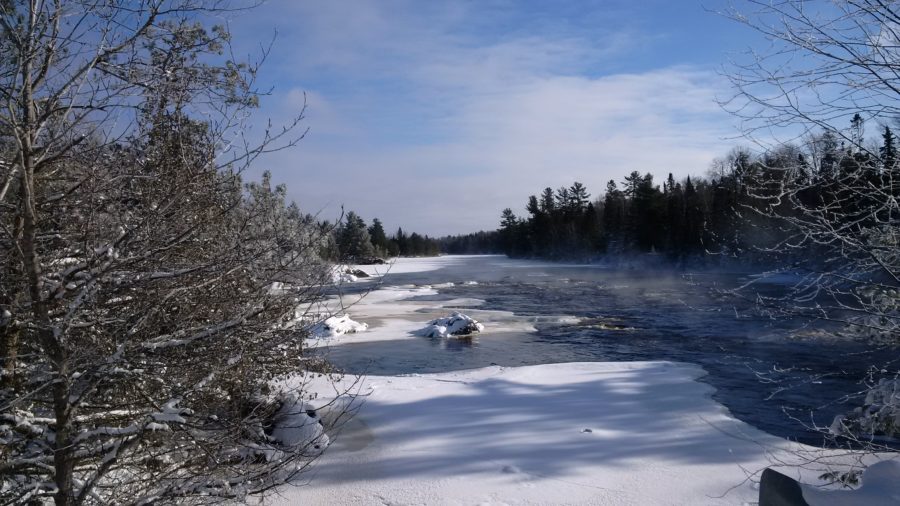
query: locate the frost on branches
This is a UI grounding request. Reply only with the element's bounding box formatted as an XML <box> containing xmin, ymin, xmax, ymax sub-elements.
<box><xmin>0</xmin><ymin>2</ymin><xmax>343</xmax><ymax>504</ymax></box>
<box><xmin>831</xmin><ymin>378</ymin><xmax>900</xmax><ymax>440</ymax></box>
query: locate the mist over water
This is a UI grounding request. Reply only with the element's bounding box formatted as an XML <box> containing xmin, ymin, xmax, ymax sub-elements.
<box><xmin>324</xmin><ymin>255</ymin><xmax>890</xmax><ymax>445</ymax></box>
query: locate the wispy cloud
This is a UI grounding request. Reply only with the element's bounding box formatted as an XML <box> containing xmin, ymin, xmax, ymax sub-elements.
<box><xmin>232</xmin><ymin>0</ymin><xmax>738</xmax><ymax>235</ymax></box>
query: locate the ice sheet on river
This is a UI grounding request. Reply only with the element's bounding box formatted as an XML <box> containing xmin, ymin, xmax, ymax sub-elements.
<box><xmin>272</xmin><ymin>361</ymin><xmax>879</xmax><ymax>505</ymax></box>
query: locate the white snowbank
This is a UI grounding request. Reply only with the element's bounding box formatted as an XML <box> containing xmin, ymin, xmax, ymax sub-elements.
<box><xmin>272</xmin><ymin>362</ymin><xmax>873</xmax><ymax>505</ymax></box>
<box><xmin>802</xmin><ymin>460</ymin><xmax>900</xmax><ymax>505</ymax></box>
<box><xmin>308</xmin><ymin>314</ymin><xmax>369</xmax><ymax>339</ymax></box>
<box><xmin>351</xmin><ymin>255</ymin><xmax>472</xmax><ymax>278</ymax></box>
<box><xmin>416</xmin><ymin>312</ymin><xmax>484</xmax><ymax>338</ymax></box>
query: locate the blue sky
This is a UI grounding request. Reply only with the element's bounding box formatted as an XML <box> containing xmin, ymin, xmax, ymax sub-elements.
<box><xmin>229</xmin><ymin>0</ymin><xmax>761</xmax><ymax>236</ymax></box>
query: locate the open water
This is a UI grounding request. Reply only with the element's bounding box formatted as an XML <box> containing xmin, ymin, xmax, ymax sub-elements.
<box><xmin>324</xmin><ymin>255</ymin><xmax>896</xmax><ymax>446</ymax></box>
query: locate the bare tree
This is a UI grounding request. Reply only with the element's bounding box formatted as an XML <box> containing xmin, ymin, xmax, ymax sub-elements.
<box><xmin>0</xmin><ymin>1</ymin><xmax>344</xmax><ymax>504</ymax></box>
<box><xmin>722</xmin><ymin>0</ymin><xmax>900</xmax><ymax>454</ymax></box>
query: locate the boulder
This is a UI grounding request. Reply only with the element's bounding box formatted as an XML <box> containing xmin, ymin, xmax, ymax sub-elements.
<box><xmin>346</xmin><ymin>268</ymin><xmax>370</xmax><ymax>278</ymax></box>
<box><xmin>417</xmin><ymin>312</ymin><xmax>484</xmax><ymax>338</ymax></box>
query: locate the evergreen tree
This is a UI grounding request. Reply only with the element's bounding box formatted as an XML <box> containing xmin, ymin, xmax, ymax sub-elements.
<box><xmin>368</xmin><ymin>218</ymin><xmax>390</xmax><ymax>256</ymax></box>
<box><xmin>337</xmin><ymin>211</ymin><xmax>375</xmax><ymax>261</ymax></box>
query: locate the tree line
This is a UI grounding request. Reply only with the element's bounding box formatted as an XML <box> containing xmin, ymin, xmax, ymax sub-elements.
<box><xmin>459</xmin><ymin>118</ymin><xmax>899</xmax><ymax>268</ymax></box>
<box><xmin>329</xmin><ymin>211</ymin><xmax>440</xmax><ymax>262</ymax></box>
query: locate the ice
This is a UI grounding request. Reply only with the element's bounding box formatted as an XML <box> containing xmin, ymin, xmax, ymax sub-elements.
<box><xmin>268</xmin><ymin>255</ymin><xmax>888</xmax><ymax>505</ymax></box>
<box><xmin>270</xmin><ymin>362</ymin><xmax>877</xmax><ymax>505</ymax></box>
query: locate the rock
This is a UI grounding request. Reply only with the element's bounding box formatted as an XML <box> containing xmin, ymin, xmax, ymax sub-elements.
<box><xmin>309</xmin><ymin>314</ymin><xmax>368</xmax><ymax>339</ymax></box>
<box><xmin>759</xmin><ymin>468</ymin><xmax>808</xmax><ymax>506</ymax></box>
<box><xmin>417</xmin><ymin>312</ymin><xmax>484</xmax><ymax>338</ymax></box>
<box><xmin>346</xmin><ymin>268</ymin><xmax>370</xmax><ymax>278</ymax></box>
<box><xmin>357</xmin><ymin>257</ymin><xmax>387</xmax><ymax>265</ymax></box>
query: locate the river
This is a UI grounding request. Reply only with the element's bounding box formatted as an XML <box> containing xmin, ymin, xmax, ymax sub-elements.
<box><xmin>322</xmin><ymin>255</ymin><xmax>895</xmax><ymax>446</ymax></box>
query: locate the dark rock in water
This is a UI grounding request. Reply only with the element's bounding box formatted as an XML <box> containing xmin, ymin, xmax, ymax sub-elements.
<box><xmin>451</xmin><ymin>322</ymin><xmax>481</xmax><ymax>335</ymax></box>
<box><xmin>439</xmin><ymin>313</ymin><xmax>484</xmax><ymax>336</ymax></box>
<box><xmin>759</xmin><ymin>468</ymin><xmax>809</xmax><ymax>506</ymax></box>
<box><xmin>417</xmin><ymin>312</ymin><xmax>485</xmax><ymax>338</ymax></box>
<box><xmin>346</xmin><ymin>268</ymin><xmax>370</xmax><ymax>278</ymax></box>
<box><xmin>357</xmin><ymin>257</ymin><xmax>387</xmax><ymax>265</ymax></box>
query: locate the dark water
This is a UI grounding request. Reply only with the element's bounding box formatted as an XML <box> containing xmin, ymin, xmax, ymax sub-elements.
<box><xmin>324</xmin><ymin>255</ymin><xmax>897</xmax><ymax>446</ymax></box>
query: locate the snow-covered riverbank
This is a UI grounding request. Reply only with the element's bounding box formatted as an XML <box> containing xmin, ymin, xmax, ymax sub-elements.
<box><xmin>276</xmin><ymin>361</ymin><xmax>879</xmax><ymax>505</ymax></box>
<box><xmin>276</xmin><ymin>256</ymin><xmax>891</xmax><ymax>505</ymax></box>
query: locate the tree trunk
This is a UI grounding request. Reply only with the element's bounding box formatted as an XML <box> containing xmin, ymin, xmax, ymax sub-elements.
<box><xmin>15</xmin><ymin>9</ymin><xmax>75</xmax><ymax>501</ymax></box>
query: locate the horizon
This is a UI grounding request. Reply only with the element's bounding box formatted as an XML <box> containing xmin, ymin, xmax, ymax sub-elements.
<box><xmin>229</xmin><ymin>0</ymin><xmax>766</xmax><ymax>236</ymax></box>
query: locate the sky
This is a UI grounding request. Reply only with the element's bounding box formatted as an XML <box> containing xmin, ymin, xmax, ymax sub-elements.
<box><xmin>228</xmin><ymin>0</ymin><xmax>762</xmax><ymax>236</ymax></box>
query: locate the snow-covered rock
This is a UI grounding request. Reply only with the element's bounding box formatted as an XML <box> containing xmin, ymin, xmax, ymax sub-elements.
<box><xmin>333</xmin><ymin>268</ymin><xmax>357</xmax><ymax>283</ymax></box>
<box><xmin>331</xmin><ymin>265</ymin><xmax>372</xmax><ymax>283</ymax></box>
<box><xmin>309</xmin><ymin>314</ymin><xmax>369</xmax><ymax>339</ymax></box>
<box><xmin>269</xmin><ymin>397</ymin><xmax>330</xmax><ymax>455</ymax></box>
<box><xmin>417</xmin><ymin>312</ymin><xmax>484</xmax><ymax>338</ymax></box>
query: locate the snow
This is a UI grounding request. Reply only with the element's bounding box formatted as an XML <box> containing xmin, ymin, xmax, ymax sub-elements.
<box><xmin>271</xmin><ymin>362</ymin><xmax>876</xmax><ymax>505</ymax></box>
<box><xmin>302</xmin><ymin>284</ymin><xmax>548</xmax><ymax>347</ymax></box>
<box><xmin>801</xmin><ymin>460</ymin><xmax>900</xmax><ymax>505</ymax></box>
<box><xmin>416</xmin><ymin>312</ymin><xmax>485</xmax><ymax>337</ymax></box>
<box><xmin>308</xmin><ymin>314</ymin><xmax>369</xmax><ymax>339</ymax></box>
<box><xmin>272</xmin><ymin>255</ymin><xmax>894</xmax><ymax>504</ymax></box>
<box><xmin>332</xmin><ymin>268</ymin><xmax>358</xmax><ymax>284</ymax></box>
<box><xmin>350</xmin><ymin>255</ymin><xmax>473</xmax><ymax>278</ymax></box>
<box><xmin>829</xmin><ymin>377</ymin><xmax>900</xmax><ymax>439</ymax></box>
<box><xmin>269</xmin><ymin>395</ymin><xmax>330</xmax><ymax>455</ymax></box>
<box><xmin>303</xmin><ymin>258</ymin><xmax>578</xmax><ymax>347</ymax></box>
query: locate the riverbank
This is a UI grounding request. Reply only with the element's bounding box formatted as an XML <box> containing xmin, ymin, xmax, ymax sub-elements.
<box><xmin>274</xmin><ymin>361</ymin><xmax>871</xmax><ymax>505</ymax></box>
<box><xmin>275</xmin><ymin>256</ymin><xmax>887</xmax><ymax>505</ymax></box>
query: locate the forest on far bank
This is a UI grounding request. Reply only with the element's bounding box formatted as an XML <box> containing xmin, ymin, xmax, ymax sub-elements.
<box><xmin>441</xmin><ymin>116</ymin><xmax>900</xmax><ymax>267</ymax></box>
<box><xmin>329</xmin><ymin>211</ymin><xmax>440</xmax><ymax>262</ymax></box>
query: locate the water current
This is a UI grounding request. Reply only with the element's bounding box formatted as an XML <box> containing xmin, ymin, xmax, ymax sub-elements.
<box><xmin>323</xmin><ymin>255</ymin><xmax>896</xmax><ymax>446</ymax></box>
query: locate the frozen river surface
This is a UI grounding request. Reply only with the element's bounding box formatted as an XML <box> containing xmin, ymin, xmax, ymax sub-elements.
<box><xmin>324</xmin><ymin>255</ymin><xmax>892</xmax><ymax>445</ymax></box>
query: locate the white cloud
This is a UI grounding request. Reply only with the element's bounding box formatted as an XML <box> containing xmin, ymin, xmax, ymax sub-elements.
<box><xmin>233</xmin><ymin>1</ymin><xmax>738</xmax><ymax>236</ymax></box>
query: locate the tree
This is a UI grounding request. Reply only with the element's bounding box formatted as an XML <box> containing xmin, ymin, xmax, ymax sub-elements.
<box><xmin>394</xmin><ymin>227</ymin><xmax>408</xmax><ymax>256</ymax></box>
<box><xmin>724</xmin><ymin>0</ymin><xmax>900</xmax><ymax>452</ymax></box>
<box><xmin>368</xmin><ymin>218</ymin><xmax>390</xmax><ymax>257</ymax></box>
<box><xmin>499</xmin><ymin>208</ymin><xmax>523</xmax><ymax>256</ymax></box>
<box><xmin>337</xmin><ymin>211</ymin><xmax>375</xmax><ymax>262</ymax></box>
<box><xmin>568</xmin><ymin>182</ymin><xmax>590</xmax><ymax>211</ymax></box>
<box><xmin>0</xmin><ymin>2</ymin><xmax>334</xmax><ymax>503</ymax></box>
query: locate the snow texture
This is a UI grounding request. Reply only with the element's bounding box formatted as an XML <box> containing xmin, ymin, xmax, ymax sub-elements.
<box><xmin>332</xmin><ymin>267</ymin><xmax>358</xmax><ymax>284</ymax></box>
<box><xmin>308</xmin><ymin>314</ymin><xmax>369</xmax><ymax>339</ymax></box>
<box><xmin>269</xmin><ymin>396</ymin><xmax>330</xmax><ymax>455</ymax></box>
<box><xmin>801</xmin><ymin>460</ymin><xmax>900</xmax><ymax>505</ymax></box>
<box><xmin>270</xmin><ymin>361</ymin><xmax>881</xmax><ymax>506</ymax></box>
<box><xmin>416</xmin><ymin>312</ymin><xmax>484</xmax><ymax>337</ymax></box>
<box><xmin>300</xmin><ymin>257</ymin><xmax>599</xmax><ymax>348</ymax></box>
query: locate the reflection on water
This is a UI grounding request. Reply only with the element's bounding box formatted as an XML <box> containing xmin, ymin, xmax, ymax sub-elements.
<box><xmin>323</xmin><ymin>255</ymin><xmax>896</xmax><ymax>445</ymax></box>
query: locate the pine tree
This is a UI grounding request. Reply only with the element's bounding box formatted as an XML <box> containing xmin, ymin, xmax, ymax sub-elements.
<box><xmin>368</xmin><ymin>218</ymin><xmax>390</xmax><ymax>257</ymax></box>
<box><xmin>337</xmin><ymin>211</ymin><xmax>375</xmax><ymax>262</ymax></box>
